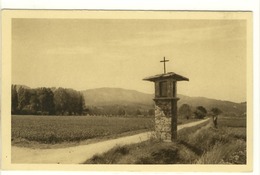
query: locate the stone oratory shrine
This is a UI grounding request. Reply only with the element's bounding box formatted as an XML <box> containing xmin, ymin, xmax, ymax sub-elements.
<box><xmin>143</xmin><ymin>57</ymin><xmax>189</xmax><ymax>142</ymax></box>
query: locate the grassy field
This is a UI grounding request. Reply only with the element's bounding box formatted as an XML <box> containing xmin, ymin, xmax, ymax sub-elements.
<box><xmin>85</xmin><ymin>117</ymin><xmax>247</xmax><ymax>164</ymax></box>
<box><xmin>12</xmin><ymin>115</ymin><xmax>199</xmax><ymax>148</ymax></box>
<box><xmin>12</xmin><ymin>115</ymin><xmax>153</xmax><ymax>146</ymax></box>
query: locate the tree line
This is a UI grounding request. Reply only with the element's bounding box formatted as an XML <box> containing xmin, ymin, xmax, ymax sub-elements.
<box><xmin>11</xmin><ymin>85</ymin><xmax>221</xmax><ymax>118</ymax></box>
<box><xmin>11</xmin><ymin>85</ymin><xmax>85</xmax><ymax>115</ymax></box>
<box><xmin>179</xmin><ymin>104</ymin><xmax>222</xmax><ymax>119</ymax></box>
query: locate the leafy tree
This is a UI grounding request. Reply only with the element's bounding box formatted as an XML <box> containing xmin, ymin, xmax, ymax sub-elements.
<box><xmin>11</xmin><ymin>85</ymin><xmax>18</xmax><ymax>114</ymax></box>
<box><xmin>53</xmin><ymin>88</ymin><xmax>86</xmax><ymax>115</ymax></box>
<box><xmin>65</xmin><ymin>89</ymin><xmax>85</xmax><ymax>115</ymax></box>
<box><xmin>54</xmin><ymin>88</ymin><xmax>69</xmax><ymax>115</ymax></box>
<box><xmin>28</xmin><ymin>89</ymin><xmax>39</xmax><ymax>114</ymax></box>
<box><xmin>78</xmin><ymin>94</ymin><xmax>85</xmax><ymax>115</ymax></box>
<box><xmin>179</xmin><ymin>104</ymin><xmax>192</xmax><ymax>119</ymax></box>
<box><xmin>12</xmin><ymin>85</ymin><xmax>86</xmax><ymax>115</ymax></box>
<box><xmin>17</xmin><ymin>87</ymin><xmax>31</xmax><ymax>112</ymax></box>
<box><xmin>194</xmin><ymin>106</ymin><xmax>207</xmax><ymax>119</ymax></box>
<box><xmin>211</xmin><ymin>107</ymin><xmax>222</xmax><ymax>128</ymax></box>
<box><xmin>37</xmin><ymin>88</ymin><xmax>55</xmax><ymax>115</ymax></box>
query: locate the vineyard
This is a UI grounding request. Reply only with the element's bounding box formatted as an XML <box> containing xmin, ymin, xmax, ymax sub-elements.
<box><xmin>12</xmin><ymin>115</ymin><xmax>154</xmax><ymax>144</ymax></box>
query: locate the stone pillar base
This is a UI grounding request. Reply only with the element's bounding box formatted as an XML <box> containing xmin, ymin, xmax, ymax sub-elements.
<box><xmin>154</xmin><ymin>98</ymin><xmax>179</xmax><ymax>142</ymax></box>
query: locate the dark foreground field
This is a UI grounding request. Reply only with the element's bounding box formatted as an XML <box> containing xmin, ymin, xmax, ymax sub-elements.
<box><xmin>85</xmin><ymin>117</ymin><xmax>246</xmax><ymax>164</ymax></box>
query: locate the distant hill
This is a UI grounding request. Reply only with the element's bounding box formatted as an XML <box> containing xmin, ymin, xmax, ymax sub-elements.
<box><xmin>12</xmin><ymin>85</ymin><xmax>246</xmax><ymax>116</ymax></box>
<box><xmin>178</xmin><ymin>94</ymin><xmax>246</xmax><ymax>115</ymax></box>
<box><xmin>82</xmin><ymin>87</ymin><xmax>246</xmax><ymax>116</ymax></box>
<box><xmin>81</xmin><ymin>88</ymin><xmax>153</xmax><ymax>107</ymax></box>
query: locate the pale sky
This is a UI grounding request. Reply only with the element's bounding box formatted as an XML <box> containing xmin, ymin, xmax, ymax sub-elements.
<box><xmin>12</xmin><ymin>19</ymin><xmax>247</xmax><ymax>102</ymax></box>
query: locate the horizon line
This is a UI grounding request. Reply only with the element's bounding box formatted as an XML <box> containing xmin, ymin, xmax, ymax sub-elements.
<box><xmin>12</xmin><ymin>83</ymin><xmax>246</xmax><ymax>104</ymax></box>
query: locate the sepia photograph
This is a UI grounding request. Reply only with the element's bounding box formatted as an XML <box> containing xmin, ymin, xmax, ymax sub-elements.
<box><xmin>1</xmin><ymin>10</ymin><xmax>252</xmax><ymax>171</ymax></box>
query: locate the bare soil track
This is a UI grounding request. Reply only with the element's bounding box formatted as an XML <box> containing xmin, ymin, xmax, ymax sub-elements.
<box><xmin>12</xmin><ymin>118</ymin><xmax>210</xmax><ymax>164</ymax></box>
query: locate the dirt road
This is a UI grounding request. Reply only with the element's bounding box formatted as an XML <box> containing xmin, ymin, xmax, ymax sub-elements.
<box><xmin>12</xmin><ymin>118</ymin><xmax>210</xmax><ymax>164</ymax></box>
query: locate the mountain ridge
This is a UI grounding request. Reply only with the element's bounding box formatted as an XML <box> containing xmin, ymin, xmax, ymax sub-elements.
<box><xmin>12</xmin><ymin>85</ymin><xmax>246</xmax><ymax>115</ymax></box>
<box><xmin>81</xmin><ymin>87</ymin><xmax>246</xmax><ymax>115</ymax></box>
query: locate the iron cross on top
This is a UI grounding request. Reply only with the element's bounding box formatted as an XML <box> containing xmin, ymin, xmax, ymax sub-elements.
<box><xmin>160</xmin><ymin>57</ymin><xmax>169</xmax><ymax>74</ymax></box>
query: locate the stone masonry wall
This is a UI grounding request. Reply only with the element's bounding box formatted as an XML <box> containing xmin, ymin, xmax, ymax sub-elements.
<box><xmin>154</xmin><ymin>100</ymin><xmax>172</xmax><ymax>141</ymax></box>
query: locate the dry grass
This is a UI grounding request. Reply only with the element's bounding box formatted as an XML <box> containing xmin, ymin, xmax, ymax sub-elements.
<box><xmin>177</xmin><ymin>117</ymin><xmax>246</xmax><ymax>164</ymax></box>
<box><xmin>196</xmin><ymin>139</ymin><xmax>246</xmax><ymax>164</ymax></box>
<box><xmin>85</xmin><ymin>117</ymin><xmax>246</xmax><ymax>164</ymax></box>
<box><xmin>85</xmin><ymin>139</ymin><xmax>180</xmax><ymax>164</ymax></box>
